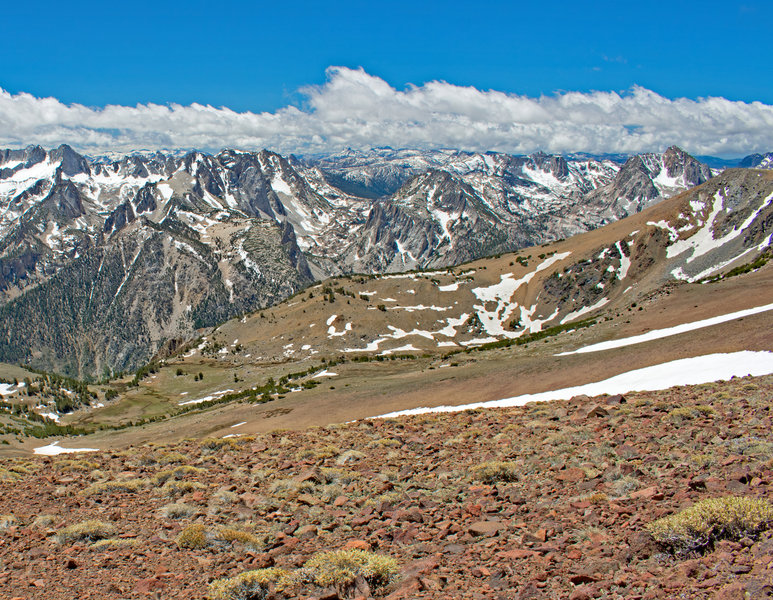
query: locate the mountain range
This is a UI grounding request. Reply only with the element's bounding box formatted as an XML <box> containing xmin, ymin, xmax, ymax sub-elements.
<box><xmin>0</xmin><ymin>143</ymin><xmax>768</xmax><ymax>377</ymax></box>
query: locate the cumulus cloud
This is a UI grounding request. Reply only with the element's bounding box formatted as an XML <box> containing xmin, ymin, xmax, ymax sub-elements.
<box><xmin>1</xmin><ymin>66</ymin><xmax>772</xmax><ymax>156</ymax></box>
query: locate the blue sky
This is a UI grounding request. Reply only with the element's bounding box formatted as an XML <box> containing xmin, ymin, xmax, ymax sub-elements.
<box><xmin>0</xmin><ymin>1</ymin><xmax>771</xmax><ymax>156</ymax></box>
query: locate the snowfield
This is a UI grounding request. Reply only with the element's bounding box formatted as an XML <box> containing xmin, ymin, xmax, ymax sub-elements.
<box><xmin>557</xmin><ymin>301</ymin><xmax>773</xmax><ymax>355</ymax></box>
<box><xmin>373</xmin><ymin>351</ymin><xmax>773</xmax><ymax>418</ymax></box>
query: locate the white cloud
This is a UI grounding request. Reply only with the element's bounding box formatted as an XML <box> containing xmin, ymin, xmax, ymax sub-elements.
<box><xmin>1</xmin><ymin>66</ymin><xmax>772</xmax><ymax>156</ymax></box>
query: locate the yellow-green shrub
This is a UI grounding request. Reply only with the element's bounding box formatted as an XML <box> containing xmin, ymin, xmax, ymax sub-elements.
<box><xmin>90</xmin><ymin>538</ymin><xmax>138</xmax><ymax>551</ymax></box>
<box><xmin>304</xmin><ymin>549</ymin><xmax>398</xmax><ymax>591</ymax></box>
<box><xmin>472</xmin><ymin>461</ymin><xmax>519</xmax><ymax>483</ymax></box>
<box><xmin>56</xmin><ymin>520</ymin><xmax>117</xmax><ymax>544</ymax></box>
<box><xmin>176</xmin><ymin>523</ymin><xmax>208</xmax><ymax>549</ymax></box>
<box><xmin>152</xmin><ymin>465</ymin><xmax>205</xmax><ymax>485</ymax></box>
<box><xmin>207</xmin><ymin>568</ymin><xmax>291</xmax><ymax>600</ymax></box>
<box><xmin>647</xmin><ymin>496</ymin><xmax>773</xmax><ymax>554</ymax></box>
<box><xmin>83</xmin><ymin>478</ymin><xmax>148</xmax><ymax>495</ymax></box>
<box><xmin>54</xmin><ymin>459</ymin><xmax>99</xmax><ymax>472</ymax></box>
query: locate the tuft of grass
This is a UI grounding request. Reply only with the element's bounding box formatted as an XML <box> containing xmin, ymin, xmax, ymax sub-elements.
<box><xmin>472</xmin><ymin>461</ymin><xmax>519</xmax><ymax>483</ymax></box>
<box><xmin>31</xmin><ymin>514</ymin><xmax>57</xmax><ymax>528</ymax></box>
<box><xmin>159</xmin><ymin>480</ymin><xmax>206</xmax><ymax>497</ymax></box>
<box><xmin>207</xmin><ymin>567</ymin><xmax>291</xmax><ymax>600</ymax></box>
<box><xmin>176</xmin><ymin>523</ymin><xmax>208</xmax><ymax>549</ymax></box>
<box><xmin>56</xmin><ymin>520</ymin><xmax>117</xmax><ymax>544</ymax></box>
<box><xmin>647</xmin><ymin>496</ymin><xmax>773</xmax><ymax>554</ymax></box>
<box><xmin>54</xmin><ymin>459</ymin><xmax>99</xmax><ymax>472</ymax></box>
<box><xmin>0</xmin><ymin>514</ymin><xmax>17</xmax><ymax>530</ymax></box>
<box><xmin>83</xmin><ymin>478</ymin><xmax>148</xmax><ymax>495</ymax></box>
<box><xmin>158</xmin><ymin>451</ymin><xmax>188</xmax><ymax>465</ymax></box>
<box><xmin>159</xmin><ymin>502</ymin><xmax>197</xmax><ymax>519</ymax></box>
<box><xmin>90</xmin><ymin>538</ymin><xmax>138</xmax><ymax>551</ymax></box>
<box><xmin>212</xmin><ymin>527</ymin><xmax>264</xmax><ymax>551</ymax></box>
<box><xmin>304</xmin><ymin>549</ymin><xmax>399</xmax><ymax>592</ymax></box>
<box><xmin>152</xmin><ymin>465</ymin><xmax>205</xmax><ymax>486</ymax></box>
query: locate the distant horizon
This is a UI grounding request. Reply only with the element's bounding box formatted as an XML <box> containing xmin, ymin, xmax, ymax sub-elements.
<box><xmin>0</xmin><ymin>141</ymin><xmax>761</xmax><ymax>165</ymax></box>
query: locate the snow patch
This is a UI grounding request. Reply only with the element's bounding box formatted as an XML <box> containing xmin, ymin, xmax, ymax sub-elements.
<box><xmin>313</xmin><ymin>370</ymin><xmax>338</xmax><ymax>378</ymax></box>
<box><xmin>667</xmin><ymin>191</ymin><xmax>773</xmax><ymax>263</ymax></box>
<box><xmin>558</xmin><ymin>301</ymin><xmax>773</xmax><ymax>355</ymax></box>
<box><xmin>379</xmin><ymin>344</ymin><xmax>418</xmax><ymax>356</ymax></box>
<box><xmin>615</xmin><ymin>241</ymin><xmax>631</xmax><ymax>280</ymax></box>
<box><xmin>560</xmin><ymin>297</ymin><xmax>609</xmax><ymax>324</ymax></box>
<box><xmin>34</xmin><ymin>441</ymin><xmax>98</xmax><ymax>456</ymax></box>
<box><xmin>374</xmin><ymin>351</ymin><xmax>773</xmax><ymax>418</ymax></box>
<box><xmin>179</xmin><ymin>389</ymin><xmax>234</xmax><ymax>406</ymax></box>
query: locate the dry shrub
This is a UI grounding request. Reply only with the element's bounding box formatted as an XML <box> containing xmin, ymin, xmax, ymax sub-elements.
<box><xmin>83</xmin><ymin>478</ymin><xmax>148</xmax><ymax>495</ymax></box>
<box><xmin>159</xmin><ymin>502</ymin><xmax>196</xmax><ymax>519</ymax></box>
<box><xmin>56</xmin><ymin>520</ymin><xmax>117</xmax><ymax>544</ymax></box>
<box><xmin>647</xmin><ymin>496</ymin><xmax>773</xmax><ymax>554</ymax></box>
<box><xmin>207</xmin><ymin>567</ymin><xmax>291</xmax><ymax>600</ymax></box>
<box><xmin>304</xmin><ymin>549</ymin><xmax>399</xmax><ymax>592</ymax></box>
<box><xmin>472</xmin><ymin>461</ymin><xmax>519</xmax><ymax>483</ymax></box>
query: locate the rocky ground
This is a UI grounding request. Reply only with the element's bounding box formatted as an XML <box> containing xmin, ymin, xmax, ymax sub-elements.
<box><xmin>2</xmin><ymin>374</ymin><xmax>773</xmax><ymax>599</ymax></box>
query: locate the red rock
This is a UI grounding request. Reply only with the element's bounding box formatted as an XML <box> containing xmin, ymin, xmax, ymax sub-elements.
<box><xmin>469</xmin><ymin>521</ymin><xmax>505</xmax><ymax>536</ymax></box>
<box><xmin>585</xmin><ymin>404</ymin><xmax>609</xmax><ymax>417</ymax></box>
<box><xmin>295</xmin><ymin>467</ymin><xmax>324</xmax><ymax>483</ymax></box>
<box><xmin>344</xmin><ymin>539</ymin><xmax>371</xmax><ymax>551</ymax></box>
<box><xmin>569</xmin><ymin>587</ymin><xmax>593</xmax><ymax>600</ymax></box>
<box><xmin>557</xmin><ymin>467</ymin><xmax>586</xmax><ymax>482</ymax></box>
<box><xmin>297</xmin><ymin>493</ymin><xmax>321</xmax><ymax>506</ymax></box>
<box><xmin>296</xmin><ymin>524</ymin><xmax>318</xmax><ymax>538</ymax></box>
<box><xmin>134</xmin><ymin>577</ymin><xmax>166</xmax><ymax>594</ymax></box>
<box><xmin>630</xmin><ymin>486</ymin><xmax>660</xmax><ymax>500</ymax></box>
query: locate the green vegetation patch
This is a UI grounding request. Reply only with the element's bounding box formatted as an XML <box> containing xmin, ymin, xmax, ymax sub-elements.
<box><xmin>208</xmin><ymin>567</ymin><xmax>292</xmax><ymax>600</ymax></box>
<box><xmin>55</xmin><ymin>520</ymin><xmax>117</xmax><ymax>544</ymax></box>
<box><xmin>647</xmin><ymin>496</ymin><xmax>773</xmax><ymax>554</ymax></box>
<box><xmin>304</xmin><ymin>548</ymin><xmax>399</xmax><ymax>591</ymax></box>
<box><xmin>472</xmin><ymin>461</ymin><xmax>520</xmax><ymax>483</ymax></box>
<box><xmin>699</xmin><ymin>251</ymin><xmax>771</xmax><ymax>284</ymax></box>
